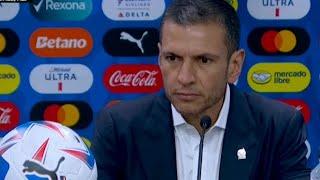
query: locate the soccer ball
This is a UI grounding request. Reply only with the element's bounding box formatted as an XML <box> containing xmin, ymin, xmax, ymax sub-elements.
<box><xmin>0</xmin><ymin>121</ymin><xmax>97</xmax><ymax>180</ymax></box>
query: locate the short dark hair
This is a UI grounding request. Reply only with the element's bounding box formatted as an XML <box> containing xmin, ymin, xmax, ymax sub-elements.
<box><xmin>160</xmin><ymin>0</ymin><xmax>240</xmax><ymax>57</ymax></box>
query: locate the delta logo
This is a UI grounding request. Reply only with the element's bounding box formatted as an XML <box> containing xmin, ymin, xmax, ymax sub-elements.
<box><xmin>29</xmin><ymin>64</ymin><xmax>93</xmax><ymax>94</ymax></box>
<box><xmin>247</xmin><ymin>63</ymin><xmax>310</xmax><ymax>92</ymax></box>
<box><xmin>30</xmin><ymin>28</ymin><xmax>93</xmax><ymax>58</ymax></box>
<box><xmin>0</xmin><ymin>65</ymin><xmax>20</xmax><ymax>95</ymax></box>
<box><xmin>30</xmin><ymin>101</ymin><xmax>92</xmax><ymax>129</ymax></box>
<box><xmin>278</xmin><ymin>99</ymin><xmax>310</xmax><ymax>123</ymax></box>
<box><xmin>102</xmin><ymin>0</ymin><xmax>165</xmax><ymax>21</ymax></box>
<box><xmin>248</xmin><ymin>27</ymin><xmax>309</xmax><ymax>56</ymax></box>
<box><xmin>0</xmin><ymin>3</ymin><xmax>19</xmax><ymax>21</ymax></box>
<box><xmin>104</xmin><ymin>64</ymin><xmax>163</xmax><ymax>93</ymax></box>
<box><xmin>30</xmin><ymin>0</ymin><xmax>92</xmax><ymax>21</ymax></box>
<box><xmin>0</xmin><ymin>102</ymin><xmax>19</xmax><ymax>132</ymax></box>
<box><xmin>247</xmin><ymin>0</ymin><xmax>310</xmax><ymax>20</ymax></box>
<box><xmin>103</xmin><ymin>28</ymin><xmax>159</xmax><ymax>56</ymax></box>
<box><xmin>0</xmin><ymin>29</ymin><xmax>19</xmax><ymax>57</ymax></box>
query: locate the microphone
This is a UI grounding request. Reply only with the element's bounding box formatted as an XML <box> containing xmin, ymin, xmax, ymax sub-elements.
<box><xmin>197</xmin><ymin>115</ymin><xmax>212</xmax><ymax>180</ymax></box>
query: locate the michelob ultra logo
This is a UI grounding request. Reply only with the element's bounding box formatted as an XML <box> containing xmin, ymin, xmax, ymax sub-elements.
<box><xmin>247</xmin><ymin>0</ymin><xmax>310</xmax><ymax>20</ymax></box>
<box><xmin>248</xmin><ymin>27</ymin><xmax>309</xmax><ymax>55</ymax></box>
<box><xmin>30</xmin><ymin>0</ymin><xmax>92</xmax><ymax>21</ymax></box>
<box><xmin>29</xmin><ymin>64</ymin><xmax>93</xmax><ymax>94</ymax></box>
<box><xmin>0</xmin><ymin>65</ymin><xmax>20</xmax><ymax>94</ymax></box>
<box><xmin>30</xmin><ymin>101</ymin><xmax>92</xmax><ymax>129</ymax></box>
<box><xmin>247</xmin><ymin>63</ymin><xmax>310</xmax><ymax>92</ymax></box>
<box><xmin>0</xmin><ymin>3</ymin><xmax>19</xmax><ymax>21</ymax></box>
<box><xmin>0</xmin><ymin>29</ymin><xmax>19</xmax><ymax>57</ymax></box>
<box><xmin>102</xmin><ymin>0</ymin><xmax>165</xmax><ymax>21</ymax></box>
<box><xmin>30</xmin><ymin>28</ymin><xmax>93</xmax><ymax>57</ymax></box>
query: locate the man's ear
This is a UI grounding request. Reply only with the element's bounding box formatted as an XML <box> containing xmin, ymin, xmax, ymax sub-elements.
<box><xmin>227</xmin><ymin>49</ymin><xmax>245</xmax><ymax>83</ymax></box>
<box><xmin>157</xmin><ymin>42</ymin><xmax>162</xmax><ymax>66</ymax></box>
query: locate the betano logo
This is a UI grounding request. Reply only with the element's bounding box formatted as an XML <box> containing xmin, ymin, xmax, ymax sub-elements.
<box><xmin>30</xmin><ymin>0</ymin><xmax>92</xmax><ymax>21</ymax></box>
<box><xmin>0</xmin><ymin>3</ymin><xmax>19</xmax><ymax>21</ymax></box>
<box><xmin>248</xmin><ymin>27</ymin><xmax>309</xmax><ymax>55</ymax></box>
<box><xmin>102</xmin><ymin>0</ymin><xmax>165</xmax><ymax>21</ymax></box>
<box><xmin>0</xmin><ymin>65</ymin><xmax>20</xmax><ymax>94</ymax></box>
<box><xmin>0</xmin><ymin>29</ymin><xmax>19</xmax><ymax>57</ymax></box>
<box><xmin>30</xmin><ymin>28</ymin><xmax>93</xmax><ymax>58</ymax></box>
<box><xmin>30</xmin><ymin>101</ymin><xmax>92</xmax><ymax>129</ymax></box>
<box><xmin>29</xmin><ymin>64</ymin><xmax>93</xmax><ymax>94</ymax></box>
<box><xmin>247</xmin><ymin>0</ymin><xmax>310</xmax><ymax>20</ymax></box>
<box><xmin>247</xmin><ymin>63</ymin><xmax>310</xmax><ymax>92</ymax></box>
<box><xmin>279</xmin><ymin>99</ymin><xmax>310</xmax><ymax>123</ymax></box>
<box><xmin>225</xmin><ymin>0</ymin><xmax>238</xmax><ymax>10</ymax></box>
<box><xmin>0</xmin><ymin>102</ymin><xmax>19</xmax><ymax>132</ymax></box>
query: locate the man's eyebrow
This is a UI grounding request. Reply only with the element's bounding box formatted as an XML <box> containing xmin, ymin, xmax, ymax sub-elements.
<box><xmin>192</xmin><ymin>53</ymin><xmax>221</xmax><ymax>59</ymax></box>
<box><xmin>161</xmin><ymin>51</ymin><xmax>182</xmax><ymax>58</ymax></box>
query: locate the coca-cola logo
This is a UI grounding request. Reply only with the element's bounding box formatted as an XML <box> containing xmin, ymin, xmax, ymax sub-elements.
<box><xmin>103</xmin><ymin>64</ymin><xmax>163</xmax><ymax>93</ymax></box>
<box><xmin>0</xmin><ymin>102</ymin><xmax>19</xmax><ymax>132</ymax></box>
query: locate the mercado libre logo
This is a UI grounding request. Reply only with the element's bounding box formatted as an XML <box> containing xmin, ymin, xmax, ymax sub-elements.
<box><xmin>0</xmin><ymin>29</ymin><xmax>19</xmax><ymax>57</ymax></box>
<box><xmin>102</xmin><ymin>0</ymin><xmax>165</xmax><ymax>21</ymax></box>
<box><xmin>247</xmin><ymin>0</ymin><xmax>310</xmax><ymax>20</ymax></box>
<box><xmin>247</xmin><ymin>63</ymin><xmax>310</xmax><ymax>92</ymax></box>
<box><xmin>0</xmin><ymin>102</ymin><xmax>19</xmax><ymax>132</ymax></box>
<box><xmin>278</xmin><ymin>99</ymin><xmax>310</xmax><ymax>123</ymax></box>
<box><xmin>103</xmin><ymin>28</ymin><xmax>159</xmax><ymax>56</ymax></box>
<box><xmin>0</xmin><ymin>65</ymin><xmax>20</xmax><ymax>94</ymax></box>
<box><xmin>103</xmin><ymin>64</ymin><xmax>163</xmax><ymax>93</ymax></box>
<box><xmin>248</xmin><ymin>27</ymin><xmax>310</xmax><ymax>56</ymax></box>
<box><xmin>30</xmin><ymin>0</ymin><xmax>92</xmax><ymax>21</ymax></box>
<box><xmin>0</xmin><ymin>3</ymin><xmax>20</xmax><ymax>21</ymax></box>
<box><xmin>29</xmin><ymin>64</ymin><xmax>93</xmax><ymax>94</ymax></box>
<box><xmin>224</xmin><ymin>0</ymin><xmax>238</xmax><ymax>10</ymax></box>
<box><xmin>30</xmin><ymin>28</ymin><xmax>93</xmax><ymax>58</ymax></box>
<box><xmin>30</xmin><ymin>101</ymin><xmax>92</xmax><ymax>129</ymax></box>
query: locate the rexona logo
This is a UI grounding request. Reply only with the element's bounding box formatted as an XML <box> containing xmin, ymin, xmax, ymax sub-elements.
<box><xmin>29</xmin><ymin>64</ymin><xmax>93</xmax><ymax>94</ymax></box>
<box><xmin>30</xmin><ymin>28</ymin><xmax>93</xmax><ymax>58</ymax></box>
<box><xmin>279</xmin><ymin>99</ymin><xmax>310</xmax><ymax>123</ymax></box>
<box><xmin>30</xmin><ymin>0</ymin><xmax>92</xmax><ymax>21</ymax></box>
<box><xmin>103</xmin><ymin>28</ymin><xmax>159</xmax><ymax>56</ymax></box>
<box><xmin>0</xmin><ymin>29</ymin><xmax>19</xmax><ymax>57</ymax></box>
<box><xmin>104</xmin><ymin>64</ymin><xmax>163</xmax><ymax>93</ymax></box>
<box><xmin>247</xmin><ymin>63</ymin><xmax>310</xmax><ymax>92</ymax></box>
<box><xmin>225</xmin><ymin>0</ymin><xmax>238</xmax><ymax>10</ymax></box>
<box><xmin>0</xmin><ymin>65</ymin><xmax>20</xmax><ymax>94</ymax></box>
<box><xmin>248</xmin><ymin>27</ymin><xmax>310</xmax><ymax>56</ymax></box>
<box><xmin>30</xmin><ymin>101</ymin><xmax>92</xmax><ymax>129</ymax></box>
<box><xmin>247</xmin><ymin>0</ymin><xmax>310</xmax><ymax>20</ymax></box>
<box><xmin>102</xmin><ymin>0</ymin><xmax>165</xmax><ymax>21</ymax></box>
<box><xmin>0</xmin><ymin>3</ymin><xmax>19</xmax><ymax>21</ymax></box>
<box><xmin>0</xmin><ymin>102</ymin><xmax>19</xmax><ymax>132</ymax></box>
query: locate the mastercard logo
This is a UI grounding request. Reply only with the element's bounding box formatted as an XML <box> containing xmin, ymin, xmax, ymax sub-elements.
<box><xmin>30</xmin><ymin>101</ymin><xmax>92</xmax><ymax>129</ymax></box>
<box><xmin>248</xmin><ymin>27</ymin><xmax>309</xmax><ymax>55</ymax></box>
<box><xmin>0</xmin><ymin>29</ymin><xmax>19</xmax><ymax>57</ymax></box>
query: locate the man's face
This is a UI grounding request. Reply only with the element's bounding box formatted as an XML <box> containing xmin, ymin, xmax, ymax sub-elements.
<box><xmin>158</xmin><ymin>21</ymin><xmax>243</xmax><ymax>119</ymax></box>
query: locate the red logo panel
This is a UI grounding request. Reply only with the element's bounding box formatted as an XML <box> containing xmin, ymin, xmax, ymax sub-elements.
<box><xmin>0</xmin><ymin>102</ymin><xmax>19</xmax><ymax>132</ymax></box>
<box><xmin>279</xmin><ymin>99</ymin><xmax>310</xmax><ymax>123</ymax></box>
<box><xmin>104</xmin><ymin>64</ymin><xmax>163</xmax><ymax>93</ymax></box>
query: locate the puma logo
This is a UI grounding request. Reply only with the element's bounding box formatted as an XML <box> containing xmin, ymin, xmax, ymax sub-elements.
<box><xmin>23</xmin><ymin>157</ymin><xmax>65</xmax><ymax>180</ymax></box>
<box><xmin>120</xmin><ymin>31</ymin><xmax>148</xmax><ymax>54</ymax></box>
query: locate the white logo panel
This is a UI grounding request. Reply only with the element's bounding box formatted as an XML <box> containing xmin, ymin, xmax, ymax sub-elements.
<box><xmin>247</xmin><ymin>0</ymin><xmax>310</xmax><ymax>20</ymax></box>
<box><xmin>0</xmin><ymin>3</ymin><xmax>19</xmax><ymax>21</ymax></box>
<box><xmin>29</xmin><ymin>64</ymin><xmax>93</xmax><ymax>94</ymax></box>
<box><xmin>102</xmin><ymin>0</ymin><xmax>165</xmax><ymax>21</ymax></box>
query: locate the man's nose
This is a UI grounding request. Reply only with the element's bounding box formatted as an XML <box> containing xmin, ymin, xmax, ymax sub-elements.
<box><xmin>177</xmin><ymin>61</ymin><xmax>196</xmax><ymax>85</ymax></box>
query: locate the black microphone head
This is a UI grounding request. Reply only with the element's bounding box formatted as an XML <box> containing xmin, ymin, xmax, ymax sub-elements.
<box><xmin>200</xmin><ymin>115</ymin><xmax>212</xmax><ymax>130</ymax></box>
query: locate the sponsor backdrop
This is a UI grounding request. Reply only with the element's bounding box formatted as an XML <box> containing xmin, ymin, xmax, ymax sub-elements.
<box><xmin>0</xmin><ymin>0</ymin><xmax>319</xmax><ymax>168</ymax></box>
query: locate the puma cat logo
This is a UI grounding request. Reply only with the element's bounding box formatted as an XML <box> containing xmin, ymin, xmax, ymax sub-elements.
<box><xmin>120</xmin><ymin>31</ymin><xmax>148</xmax><ymax>54</ymax></box>
<box><xmin>23</xmin><ymin>157</ymin><xmax>65</xmax><ymax>180</ymax></box>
